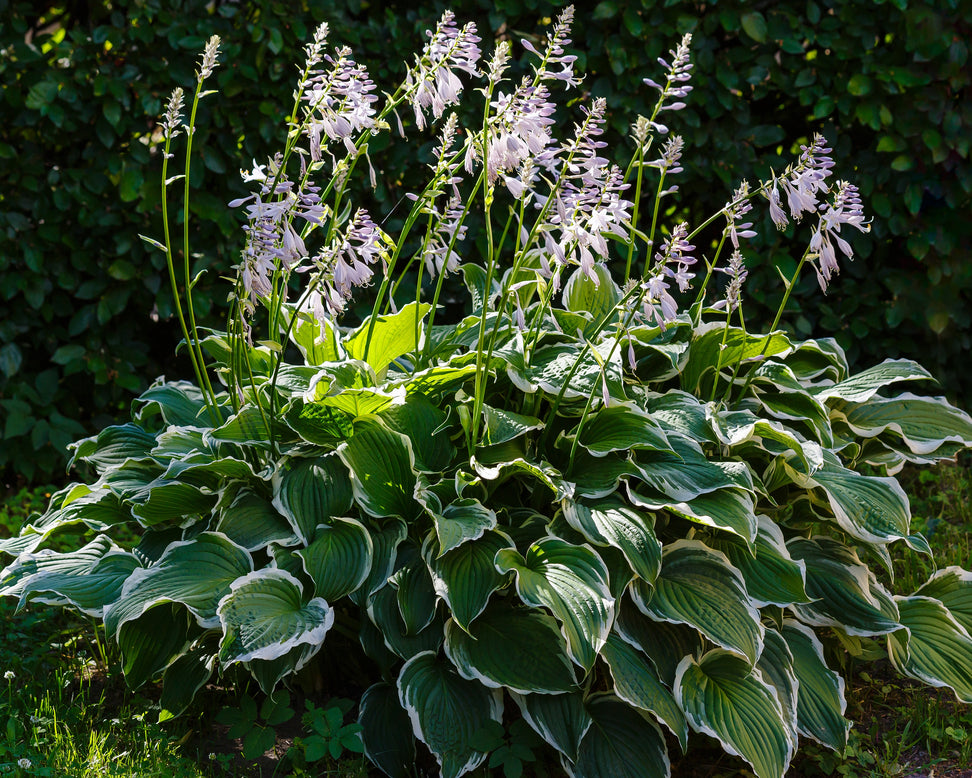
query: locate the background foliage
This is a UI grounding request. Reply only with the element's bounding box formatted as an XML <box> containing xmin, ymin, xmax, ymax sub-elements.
<box><xmin>1</xmin><ymin>0</ymin><xmax>969</xmax><ymax>483</ymax></box>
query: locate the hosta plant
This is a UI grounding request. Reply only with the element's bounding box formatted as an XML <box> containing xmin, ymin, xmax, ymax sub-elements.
<box><xmin>4</xmin><ymin>10</ymin><xmax>972</xmax><ymax>778</ymax></box>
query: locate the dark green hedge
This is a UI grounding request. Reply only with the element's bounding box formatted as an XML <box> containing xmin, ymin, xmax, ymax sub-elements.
<box><xmin>1</xmin><ymin>0</ymin><xmax>969</xmax><ymax>482</ymax></box>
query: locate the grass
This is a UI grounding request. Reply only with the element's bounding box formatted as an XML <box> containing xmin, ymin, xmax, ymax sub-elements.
<box><xmin>1</xmin><ymin>456</ymin><xmax>970</xmax><ymax>777</ymax></box>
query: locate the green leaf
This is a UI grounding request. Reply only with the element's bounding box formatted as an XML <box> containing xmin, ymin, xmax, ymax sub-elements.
<box><xmin>215</xmin><ymin>490</ymin><xmax>297</xmax><ymax>552</ymax></box>
<box><xmin>495</xmin><ymin>537</ymin><xmax>613</xmax><ymax>672</ymax></box>
<box><xmin>344</xmin><ymin>301</ymin><xmax>431</xmax><ymax>376</ymax></box>
<box><xmin>632</xmin><ymin>436</ymin><xmax>754</xmax><ymax>503</ymax></box>
<box><xmin>338</xmin><ymin>419</ymin><xmax>419</xmax><ymax>520</ymax></box>
<box><xmin>576</xmin><ymin>402</ymin><xmax>671</xmax><ymax>457</ymax></box>
<box><xmin>18</xmin><ymin>550</ymin><xmax>140</xmax><ymax>617</ymax></box>
<box><xmin>445</xmin><ymin>603</ymin><xmax>577</xmax><ymax>694</ymax></box>
<box><xmin>427</xmin><ymin>530</ymin><xmax>513</xmax><ymax>631</ymax></box>
<box><xmin>676</xmin><ymin>650</ymin><xmax>794</xmax><ymax>778</ymax></box>
<box><xmin>481</xmin><ymin>405</ymin><xmax>544</xmax><ymax>446</ymax></box>
<box><xmin>68</xmin><ymin>423</ymin><xmax>157</xmax><ymax>472</ymax></box>
<box><xmin>0</xmin><ymin>342</ymin><xmax>22</xmax><ymax>377</ymax></box>
<box><xmin>367</xmin><ymin>583</ymin><xmax>443</xmax><ymax>661</ymax></box>
<box><xmin>397</xmin><ymin>651</ymin><xmax>503</xmax><ymax>778</ymax></box>
<box><xmin>419</xmin><ymin>489</ymin><xmax>498</xmax><ymax>557</ymax></box>
<box><xmin>273</xmin><ymin>454</ymin><xmax>353</xmax><ymax>544</ymax></box>
<box><xmin>781</xmin><ymin>621</ymin><xmax>850</xmax><ymax>751</ymax></box>
<box><xmin>104</xmin><ymin>532</ymin><xmax>253</xmax><ymax>639</ymax></box>
<box><xmin>350</xmin><ymin>519</ymin><xmax>407</xmax><ymax>607</ymax></box>
<box><xmin>135</xmin><ymin>381</ymin><xmax>208</xmax><ymax>427</ymax></box>
<box><xmin>359</xmin><ymin>682</ymin><xmax>416</xmax><ymax>778</ymax></box>
<box><xmin>566</xmin><ymin>694</ymin><xmax>670</xmax><ymax>778</ymax></box>
<box><xmin>282</xmin><ymin>304</ymin><xmax>344</xmax><ymax>365</ymax></box>
<box><xmin>915</xmin><ymin>567</ymin><xmax>972</xmax><ymax>635</ymax></box>
<box><xmin>297</xmin><ymin>517</ymin><xmax>373</xmax><ymax>601</ymax></box>
<box><xmin>615</xmin><ymin>605</ymin><xmax>703</xmax><ymax>687</ymax></box>
<box><xmin>600</xmin><ymin>632</ymin><xmax>688</xmax><ymax>752</ymax></box>
<box><xmin>206</xmin><ymin>405</ymin><xmax>271</xmax><ymax>446</ymax></box>
<box><xmin>629</xmin><ymin>486</ymin><xmax>758</xmax><ymax>545</ymax></box>
<box><xmin>683</xmin><ymin>323</ymin><xmax>790</xmax><ymax>396</ymax></box>
<box><xmin>813</xmin><ymin>359</ymin><xmax>933</xmax><ymax>403</ymax></box>
<box><xmin>561</xmin><ymin>496</ymin><xmax>662</xmax><ymax>584</ymax></box>
<box><xmin>389</xmin><ymin>560</ymin><xmax>437</xmax><ymax>636</ymax></box>
<box><xmin>632</xmin><ymin>540</ymin><xmax>763</xmax><ymax>664</ymax></box>
<box><xmin>740</xmin><ymin>11</ymin><xmax>768</xmax><ymax>43</ymax></box>
<box><xmin>159</xmin><ymin>645</ymin><xmax>216</xmax><ymax>722</ymax></box>
<box><xmin>888</xmin><ymin>596</ymin><xmax>972</xmax><ymax>703</ymax></box>
<box><xmin>118</xmin><ymin>603</ymin><xmax>191</xmax><ymax>689</ymax></box>
<box><xmin>788</xmin><ymin>536</ymin><xmax>900</xmax><ymax>636</ymax></box>
<box><xmin>512</xmin><ymin>690</ymin><xmax>590</xmax><ymax>763</ymax></box>
<box><xmin>839</xmin><ymin>393</ymin><xmax>972</xmax><ymax>456</ymax></box>
<box><xmin>217</xmin><ymin>568</ymin><xmax>333</xmax><ymax>667</ymax></box>
<box><xmin>562</xmin><ymin>264</ymin><xmax>621</xmax><ymax>329</ymax></box>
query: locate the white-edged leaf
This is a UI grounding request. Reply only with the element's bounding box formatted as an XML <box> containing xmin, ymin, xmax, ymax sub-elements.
<box><xmin>359</xmin><ymin>681</ymin><xmax>416</xmax><ymax>778</ymax></box>
<box><xmin>682</xmin><ymin>322</ymin><xmax>791</xmax><ymax>396</ymax></box>
<box><xmin>495</xmin><ymin>537</ymin><xmax>614</xmax><ymax>672</ymax></box>
<box><xmin>632</xmin><ymin>539</ymin><xmax>763</xmax><ymax>664</ymax></box>
<box><xmin>159</xmin><ymin>644</ymin><xmax>216</xmax><ymax>722</ymax></box>
<box><xmin>216</xmin><ymin>489</ymin><xmax>297</xmax><ymax>551</ymax></box>
<box><xmin>272</xmin><ymin>454</ymin><xmax>353</xmax><ymax>545</ymax></box>
<box><xmin>217</xmin><ymin>568</ymin><xmax>332</xmax><ymax>666</ymax></box>
<box><xmin>512</xmin><ymin>690</ymin><xmax>591</xmax><ymax>762</ymax></box>
<box><xmin>839</xmin><ymin>393</ymin><xmax>972</xmax><ymax>455</ymax></box>
<box><xmin>297</xmin><ymin>517</ymin><xmax>373</xmax><ymax>601</ymax></box>
<box><xmin>915</xmin><ymin>566</ymin><xmax>972</xmax><ymax>635</ymax></box>
<box><xmin>629</xmin><ymin>486</ymin><xmax>758</xmax><ymax>545</ymax></box>
<box><xmin>481</xmin><ymin>405</ymin><xmax>543</xmax><ymax>446</ymax></box>
<box><xmin>18</xmin><ymin>551</ymin><xmax>140</xmax><ymax>617</ymax></box>
<box><xmin>813</xmin><ymin>358</ymin><xmax>933</xmax><ymax>403</ymax></box>
<box><xmin>398</xmin><ymin>650</ymin><xmax>503</xmax><ymax>778</ymax></box>
<box><xmin>339</xmin><ymin>419</ymin><xmax>419</xmax><ymax>520</ymax></box>
<box><xmin>577</xmin><ymin>402</ymin><xmax>671</xmax><ymax>457</ymax></box>
<box><xmin>632</xmin><ymin>437</ymin><xmax>754</xmax><ymax>502</ymax></box>
<box><xmin>367</xmin><ymin>584</ymin><xmax>443</xmax><ymax>660</ymax></box>
<box><xmin>675</xmin><ymin>649</ymin><xmax>794</xmax><ymax>778</ymax></box>
<box><xmin>445</xmin><ymin>604</ymin><xmax>577</xmax><ymax>694</ymax></box>
<box><xmin>428</xmin><ymin>530</ymin><xmax>513</xmax><ymax>631</ymax></box>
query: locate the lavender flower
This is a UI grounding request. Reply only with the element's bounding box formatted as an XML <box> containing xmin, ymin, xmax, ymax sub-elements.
<box><xmin>723</xmin><ymin>181</ymin><xmax>758</xmax><ymax>248</ymax></box>
<box><xmin>424</xmin><ymin>196</ymin><xmax>468</xmax><ymax>278</ymax></box>
<box><xmin>642</xmin><ymin>33</ymin><xmax>694</xmax><ymax>135</ymax></box>
<box><xmin>767</xmin><ymin>133</ymin><xmax>836</xmax><ymax>229</ymax></box>
<box><xmin>302</xmin><ymin>46</ymin><xmax>379</xmax><ymax>159</ymax></box>
<box><xmin>406</xmin><ymin>11</ymin><xmax>481</xmax><ymax>131</ymax></box>
<box><xmin>476</xmin><ymin>79</ymin><xmax>558</xmax><ymax>184</ymax></box>
<box><xmin>645</xmin><ymin>135</ymin><xmax>685</xmax><ymax>175</ymax></box>
<box><xmin>719</xmin><ymin>250</ymin><xmax>748</xmax><ymax>312</ymax></box>
<box><xmin>520</xmin><ymin>6</ymin><xmax>580</xmax><ymax>89</ymax></box>
<box><xmin>808</xmin><ymin>180</ymin><xmax>870</xmax><ymax>291</ymax></box>
<box><xmin>635</xmin><ymin>221</ymin><xmax>696</xmax><ymax>328</ymax></box>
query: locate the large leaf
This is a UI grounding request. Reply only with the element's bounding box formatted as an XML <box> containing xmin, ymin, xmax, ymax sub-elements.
<box><xmin>68</xmin><ymin>423</ymin><xmax>157</xmax><ymax>472</ymax></box>
<box><xmin>682</xmin><ymin>322</ymin><xmax>791</xmax><ymax>396</ymax></box>
<box><xmin>417</xmin><ymin>487</ymin><xmax>498</xmax><ymax>557</ymax></box>
<box><xmin>398</xmin><ymin>651</ymin><xmax>503</xmax><ymax>778</ymax></box>
<box><xmin>813</xmin><ymin>358</ymin><xmax>933</xmax><ymax>403</ymax></box>
<box><xmin>216</xmin><ymin>489</ymin><xmax>297</xmax><ymax>551</ymax></box>
<box><xmin>118</xmin><ymin>603</ymin><xmax>192</xmax><ymax>689</ymax></box>
<box><xmin>629</xmin><ymin>486</ymin><xmax>758</xmax><ymax>545</ymax></box>
<box><xmin>615</xmin><ymin>604</ymin><xmax>703</xmax><ymax>687</ymax></box>
<box><xmin>887</xmin><ymin>595</ymin><xmax>972</xmax><ymax>703</ymax></box>
<box><xmin>838</xmin><ymin>393</ymin><xmax>972</xmax><ymax>456</ymax></box>
<box><xmin>339</xmin><ymin>419</ymin><xmax>419</xmax><ymax>520</ymax></box>
<box><xmin>561</xmin><ymin>496</ymin><xmax>661</xmax><ymax>584</ymax></box>
<box><xmin>708</xmin><ymin>406</ymin><xmax>823</xmax><ymax>475</ymax></box>
<box><xmin>787</xmin><ymin>453</ymin><xmax>911</xmax><ymax>545</ymax></box>
<box><xmin>359</xmin><ymin>681</ymin><xmax>416</xmax><ymax>778</ymax></box>
<box><xmin>18</xmin><ymin>550</ymin><xmax>140</xmax><ymax>617</ymax></box>
<box><xmin>345</xmin><ymin>301</ymin><xmax>431</xmax><ymax>375</ymax></box>
<box><xmin>272</xmin><ymin>454</ymin><xmax>353</xmax><ymax>545</ymax></box>
<box><xmin>576</xmin><ymin>402</ymin><xmax>671</xmax><ymax>457</ymax></box>
<box><xmin>367</xmin><ymin>583</ymin><xmax>443</xmax><ymax>660</ymax></box>
<box><xmin>632</xmin><ymin>540</ymin><xmax>763</xmax><ymax>664</ymax></box>
<box><xmin>379</xmin><ymin>394</ymin><xmax>455</xmax><ymax>472</ymax></box>
<box><xmin>427</xmin><ymin>530</ymin><xmax>513</xmax><ymax>631</ymax></box>
<box><xmin>297</xmin><ymin>517</ymin><xmax>373</xmax><ymax>602</ymax></box>
<box><xmin>2</xmin><ymin>534</ymin><xmax>121</xmax><ymax>601</ymax></box>
<box><xmin>512</xmin><ymin>690</ymin><xmax>591</xmax><ymax>762</ymax></box>
<box><xmin>675</xmin><ymin>650</ymin><xmax>794</xmax><ymax>778</ymax></box>
<box><xmin>389</xmin><ymin>560</ymin><xmax>438</xmax><ymax>636</ymax></box>
<box><xmin>566</xmin><ymin>693</ymin><xmax>670</xmax><ymax>778</ymax></box>
<box><xmin>134</xmin><ymin>380</ymin><xmax>208</xmax><ymax>427</ymax></box>
<box><xmin>915</xmin><ymin>567</ymin><xmax>972</xmax><ymax>635</ymax></box>
<box><xmin>495</xmin><ymin>537</ymin><xmax>614</xmax><ymax>672</ymax></box>
<box><xmin>780</xmin><ymin>621</ymin><xmax>850</xmax><ymax>751</ymax></box>
<box><xmin>788</xmin><ymin>536</ymin><xmax>900</xmax><ymax>636</ymax></box>
<box><xmin>445</xmin><ymin>604</ymin><xmax>577</xmax><ymax>694</ymax></box>
<box><xmin>481</xmin><ymin>404</ymin><xmax>544</xmax><ymax>446</ymax></box>
<box><xmin>562</xmin><ymin>263</ymin><xmax>621</xmax><ymax>324</ymax></box>
<box><xmin>600</xmin><ymin>632</ymin><xmax>688</xmax><ymax>752</ymax></box>
<box><xmin>217</xmin><ymin>568</ymin><xmax>332</xmax><ymax>667</ymax></box>
<box><xmin>104</xmin><ymin>532</ymin><xmax>254</xmax><ymax>638</ymax></box>
<box><xmin>632</xmin><ymin>437</ymin><xmax>754</xmax><ymax>503</ymax></box>
<box><xmin>159</xmin><ymin>644</ymin><xmax>217</xmax><ymax>722</ymax></box>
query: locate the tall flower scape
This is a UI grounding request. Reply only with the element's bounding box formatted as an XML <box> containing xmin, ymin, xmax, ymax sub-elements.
<box><xmin>4</xmin><ymin>11</ymin><xmax>972</xmax><ymax>778</ymax></box>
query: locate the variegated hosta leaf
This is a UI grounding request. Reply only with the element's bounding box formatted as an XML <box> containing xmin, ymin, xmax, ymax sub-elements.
<box><xmin>344</xmin><ymin>301</ymin><xmax>431</xmax><ymax>376</ymax></box>
<box><xmin>615</xmin><ymin>603</ymin><xmax>704</xmax><ymax>687</ymax></box>
<box><xmin>632</xmin><ymin>437</ymin><xmax>754</xmax><ymax>503</ymax></box>
<box><xmin>2</xmin><ymin>534</ymin><xmax>121</xmax><ymax>601</ymax></box>
<box><xmin>104</xmin><ymin>532</ymin><xmax>254</xmax><ymax>638</ymax></box>
<box><xmin>471</xmin><ymin>456</ymin><xmax>575</xmax><ymax>502</ymax></box>
<box><xmin>398</xmin><ymin>650</ymin><xmax>503</xmax><ymax>778</ymax></box>
<box><xmin>318</xmin><ymin>386</ymin><xmax>403</xmax><ymax>419</ymax></box>
<box><xmin>754</xmin><ymin>386</ymin><xmax>833</xmax><ymax>447</ymax></box>
<box><xmin>575</xmin><ymin>402</ymin><xmax>671</xmax><ymax>457</ymax></box>
<box><xmin>126</xmin><ymin>477</ymin><xmax>217</xmax><ymax>529</ymax></box>
<box><xmin>600</xmin><ymin>632</ymin><xmax>688</xmax><ymax>752</ymax></box>
<box><xmin>675</xmin><ymin>650</ymin><xmax>794</xmax><ymax>778</ymax></box>
<box><xmin>379</xmin><ymin>394</ymin><xmax>455</xmax><ymax>473</ymax></box>
<box><xmin>512</xmin><ymin>690</ymin><xmax>591</xmax><ymax>763</ymax></box>
<box><xmin>495</xmin><ymin>537</ymin><xmax>614</xmax><ymax>672</ymax></box>
<box><xmin>561</xmin><ymin>496</ymin><xmax>662</xmax><ymax>584</ymax></box>
<box><xmin>755</xmin><ymin>629</ymin><xmax>799</xmax><ymax>748</ymax></box>
<box><xmin>512</xmin><ymin>342</ymin><xmax>625</xmax><ymax>402</ymax></box>
<box><xmin>272</xmin><ymin>454</ymin><xmax>353</xmax><ymax>545</ymax></box>
<box><xmin>481</xmin><ymin>404</ymin><xmax>544</xmax><ymax>446</ymax></box>
<box><xmin>215</xmin><ymin>489</ymin><xmax>297</xmax><ymax>551</ymax></box>
<box><xmin>159</xmin><ymin>643</ymin><xmax>217</xmax><ymax>722</ymax></box>
<box><xmin>563</xmin><ymin>263</ymin><xmax>621</xmax><ymax>324</ymax></box>
<box><xmin>205</xmin><ymin>405</ymin><xmax>272</xmax><ymax>447</ymax></box>
<box><xmin>427</xmin><ymin>530</ymin><xmax>513</xmax><ymax>631</ymax></box>
<box><xmin>417</xmin><ymin>488</ymin><xmax>497</xmax><ymax>557</ymax></box>
<box><xmin>297</xmin><ymin>517</ymin><xmax>372</xmax><ymax>602</ymax></box>
<box><xmin>838</xmin><ymin>393</ymin><xmax>972</xmax><ymax>456</ymax></box>
<box><xmin>339</xmin><ymin>419</ymin><xmax>419</xmax><ymax>520</ymax></box>
<box><xmin>915</xmin><ymin>567</ymin><xmax>972</xmax><ymax>635</ymax></box>
<box><xmin>707</xmin><ymin>406</ymin><xmax>824</xmax><ymax>475</ymax></box>
<box><xmin>780</xmin><ymin>620</ymin><xmax>850</xmax><ymax>751</ymax></box>
<box><xmin>632</xmin><ymin>539</ymin><xmax>763</xmax><ymax>664</ymax></box>
<box><xmin>786</xmin><ymin>452</ymin><xmax>911</xmax><ymax>545</ymax></box>
<box><xmin>444</xmin><ymin>605</ymin><xmax>577</xmax><ymax>694</ymax></box>
<box><xmin>784</xmin><ymin>337</ymin><xmax>848</xmax><ymax>382</ymax></box>
<box><xmin>18</xmin><ymin>551</ymin><xmax>140</xmax><ymax>617</ymax></box>
<box><xmin>640</xmin><ymin>390</ymin><xmax>717</xmax><ymax>445</ymax></box>
<box><xmin>118</xmin><ymin>602</ymin><xmax>192</xmax><ymax>688</ymax></box>
<box><xmin>68</xmin><ymin>422</ymin><xmax>157</xmax><ymax>472</ymax></box>
<box><xmin>281</xmin><ymin>303</ymin><xmax>344</xmax><ymax>365</ymax></box>
<box><xmin>813</xmin><ymin>358</ymin><xmax>933</xmax><ymax>403</ymax></box>
<box><xmin>628</xmin><ymin>486</ymin><xmax>758</xmax><ymax>545</ymax></box>
<box><xmin>682</xmin><ymin>322</ymin><xmax>791</xmax><ymax>397</ymax></box>
<box><xmin>359</xmin><ymin>681</ymin><xmax>416</xmax><ymax>778</ymax></box>
<box><xmin>134</xmin><ymin>379</ymin><xmax>208</xmax><ymax>427</ymax></box>
<box><xmin>566</xmin><ymin>693</ymin><xmax>671</xmax><ymax>778</ymax></box>
<box><xmin>389</xmin><ymin>560</ymin><xmax>438</xmax><ymax>636</ymax></box>
<box><xmin>217</xmin><ymin>568</ymin><xmax>333</xmax><ymax>667</ymax></box>
<box><xmin>887</xmin><ymin>595</ymin><xmax>972</xmax><ymax>703</ymax></box>
<box><xmin>787</xmin><ymin>536</ymin><xmax>900</xmax><ymax>636</ymax></box>
<box><xmin>707</xmin><ymin>515</ymin><xmax>811</xmax><ymax>608</ymax></box>
<box><xmin>247</xmin><ymin>642</ymin><xmax>323</xmax><ymax>696</ymax></box>
<box><xmin>349</xmin><ymin>519</ymin><xmax>407</xmax><ymax>608</ymax></box>
<box><xmin>569</xmin><ymin>450</ymin><xmax>639</xmax><ymax>499</ymax></box>
<box><xmin>367</xmin><ymin>583</ymin><xmax>444</xmax><ymax>661</ymax></box>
